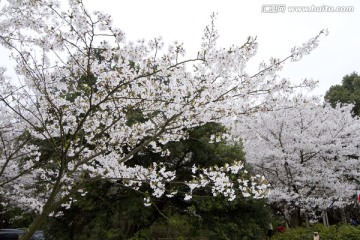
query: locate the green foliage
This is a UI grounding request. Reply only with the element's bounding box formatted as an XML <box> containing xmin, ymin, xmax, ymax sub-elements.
<box><xmin>40</xmin><ymin>122</ymin><xmax>270</xmax><ymax>239</ymax></box>
<box><xmin>129</xmin><ymin>197</ymin><xmax>270</xmax><ymax>240</ymax></box>
<box><xmin>0</xmin><ymin>205</ymin><xmax>33</xmax><ymax>229</ymax></box>
<box><xmin>45</xmin><ymin>180</ymin><xmax>159</xmax><ymax>240</ymax></box>
<box><xmin>0</xmin><ymin>121</ymin><xmax>269</xmax><ymax>239</ymax></box>
<box><xmin>271</xmin><ymin>224</ymin><xmax>360</xmax><ymax>240</ymax></box>
<box><xmin>325</xmin><ymin>72</ymin><xmax>360</xmax><ymax>115</ymax></box>
<box><xmin>162</xmin><ymin>122</ymin><xmax>245</xmax><ymax>173</ymax></box>
<box><xmin>193</xmin><ymin>197</ymin><xmax>269</xmax><ymax>240</ymax></box>
<box><xmin>130</xmin><ymin>214</ymin><xmax>198</xmax><ymax>240</ymax></box>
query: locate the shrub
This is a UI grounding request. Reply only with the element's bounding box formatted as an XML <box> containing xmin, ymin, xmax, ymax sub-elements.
<box><xmin>272</xmin><ymin>224</ymin><xmax>360</xmax><ymax>240</ymax></box>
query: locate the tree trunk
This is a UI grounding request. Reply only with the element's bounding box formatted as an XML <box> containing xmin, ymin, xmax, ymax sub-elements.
<box><xmin>20</xmin><ymin>194</ymin><xmax>69</xmax><ymax>240</ymax></box>
<box><xmin>20</xmin><ymin>180</ymin><xmax>67</xmax><ymax>240</ymax></box>
<box><xmin>305</xmin><ymin>215</ymin><xmax>309</xmax><ymax>228</ymax></box>
<box><xmin>322</xmin><ymin>209</ymin><xmax>329</xmax><ymax>227</ymax></box>
<box><xmin>340</xmin><ymin>208</ymin><xmax>347</xmax><ymax>224</ymax></box>
<box><xmin>284</xmin><ymin>205</ymin><xmax>291</xmax><ymax>228</ymax></box>
<box><xmin>20</xmin><ymin>208</ymin><xmax>51</xmax><ymax>240</ymax></box>
<box><xmin>289</xmin><ymin>207</ymin><xmax>302</xmax><ymax>227</ymax></box>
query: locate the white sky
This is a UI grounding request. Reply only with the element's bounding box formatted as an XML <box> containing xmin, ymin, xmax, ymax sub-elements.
<box><xmin>1</xmin><ymin>1</ymin><xmax>359</xmax><ymax>97</ymax></box>
<box><xmin>83</xmin><ymin>0</ymin><xmax>360</xmax><ymax>97</ymax></box>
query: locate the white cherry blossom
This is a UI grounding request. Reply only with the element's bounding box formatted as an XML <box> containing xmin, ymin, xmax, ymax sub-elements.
<box><xmin>0</xmin><ymin>1</ymin><xmax>325</xmax><ymax>238</ymax></box>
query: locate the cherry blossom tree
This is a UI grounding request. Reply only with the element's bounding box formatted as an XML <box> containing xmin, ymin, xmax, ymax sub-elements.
<box><xmin>0</xmin><ymin>0</ymin><xmax>325</xmax><ymax>238</ymax></box>
<box><xmin>238</xmin><ymin>95</ymin><xmax>360</xmax><ymax>225</ymax></box>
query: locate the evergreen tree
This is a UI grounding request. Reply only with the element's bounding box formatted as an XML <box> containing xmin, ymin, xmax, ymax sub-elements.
<box><xmin>325</xmin><ymin>72</ymin><xmax>360</xmax><ymax>115</ymax></box>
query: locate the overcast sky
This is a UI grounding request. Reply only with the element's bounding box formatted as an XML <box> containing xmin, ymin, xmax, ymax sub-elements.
<box><xmin>83</xmin><ymin>0</ymin><xmax>360</xmax><ymax>97</ymax></box>
<box><xmin>1</xmin><ymin>1</ymin><xmax>358</xmax><ymax>97</ymax></box>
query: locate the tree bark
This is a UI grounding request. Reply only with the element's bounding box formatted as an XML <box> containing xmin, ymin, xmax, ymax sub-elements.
<box><xmin>20</xmin><ymin>180</ymin><xmax>65</xmax><ymax>240</ymax></box>
<box><xmin>340</xmin><ymin>208</ymin><xmax>347</xmax><ymax>224</ymax></box>
<box><xmin>305</xmin><ymin>215</ymin><xmax>309</xmax><ymax>228</ymax></box>
<box><xmin>322</xmin><ymin>209</ymin><xmax>329</xmax><ymax>227</ymax></box>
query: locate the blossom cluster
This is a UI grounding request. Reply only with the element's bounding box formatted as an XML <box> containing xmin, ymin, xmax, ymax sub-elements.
<box><xmin>237</xmin><ymin>95</ymin><xmax>360</xmax><ymax>214</ymax></box>
<box><xmin>0</xmin><ymin>1</ymin><xmax>325</xmax><ymax>234</ymax></box>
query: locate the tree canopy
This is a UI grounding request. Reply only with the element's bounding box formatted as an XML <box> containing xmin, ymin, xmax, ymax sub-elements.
<box><xmin>325</xmin><ymin>72</ymin><xmax>360</xmax><ymax>115</ymax></box>
<box><xmin>0</xmin><ymin>0</ymin><xmax>326</xmax><ymax>239</ymax></box>
<box><xmin>237</xmin><ymin>96</ymin><xmax>360</xmax><ymax>224</ymax></box>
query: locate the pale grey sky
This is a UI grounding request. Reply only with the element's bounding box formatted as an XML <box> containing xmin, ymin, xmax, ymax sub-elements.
<box><xmin>84</xmin><ymin>0</ymin><xmax>360</xmax><ymax>97</ymax></box>
<box><xmin>1</xmin><ymin>1</ymin><xmax>359</xmax><ymax>97</ymax></box>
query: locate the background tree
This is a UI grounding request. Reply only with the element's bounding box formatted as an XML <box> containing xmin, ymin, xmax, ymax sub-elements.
<box><xmin>237</xmin><ymin>96</ymin><xmax>360</xmax><ymax>226</ymax></box>
<box><xmin>325</xmin><ymin>72</ymin><xmax>360</xmax><ymax>115</ymax></box>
